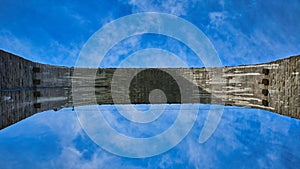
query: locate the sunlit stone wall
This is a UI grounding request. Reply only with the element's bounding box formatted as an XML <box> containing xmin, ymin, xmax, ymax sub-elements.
<box><xmin>0</xmin><ymin>50</ymin><xmax>73</xmax><ymax>129</ymax></box>
<box><xmin>0</xmin><ymin>50</ymin><xmax>299</xmax><ymax>129</ymax></box>
<box><xmin>268</xmin><ymin>56</ymin><xmax>300</xmax><ymax>118</ymax></box>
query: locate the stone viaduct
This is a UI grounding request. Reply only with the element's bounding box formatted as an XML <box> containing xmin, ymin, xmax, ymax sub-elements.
<box><xmin>0</xmin><ymin>50</ymin><xmax>299</xmax><ymax>129</ymax></box>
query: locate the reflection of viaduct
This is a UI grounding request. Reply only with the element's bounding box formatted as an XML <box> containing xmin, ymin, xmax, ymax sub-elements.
<box><xmin>0</xmin><ymin>50</ymin><xmax>299</xmax><ymax>129</ymax></box>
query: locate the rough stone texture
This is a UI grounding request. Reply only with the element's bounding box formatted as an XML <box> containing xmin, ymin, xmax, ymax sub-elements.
<box><xmin>268</xmin><ymin>56</ymin><xmax>300</xmax><ymax>118</ymax></box>
<box><xmin>0</xmin><ymin>50</ymin><xmax>299</xmax><ymax>129</ymax></box>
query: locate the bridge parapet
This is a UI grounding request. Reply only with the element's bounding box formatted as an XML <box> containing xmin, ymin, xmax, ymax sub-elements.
<box><xmin>0</xmin><ymin>50</ymin><xmax>299</xmax><ymax>129</ymax></box>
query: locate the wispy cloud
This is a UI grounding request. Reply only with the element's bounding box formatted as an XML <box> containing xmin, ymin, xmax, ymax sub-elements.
<box><xmin>205</xmin><ymin>1</ymin><xmax>300</xmax><ymax>65</ymax></box>
<box><xmin>125</xmin><ymin>0</ymin><xmax>191</xmax><ymax>16</ymax></box>
<box><xmin>1</xmin><ymin>1</ymin><xmax>300</xmax><ymax>168</ymax></box>
<box><xmin>0</xmin><ymin>26</ymin><xmax>81</xmax><ymax>66</ymax></box>
<box><xmin>0</xmin><ymin>29</ymin><xmax>36</xmax><ymax>60</ymax></box>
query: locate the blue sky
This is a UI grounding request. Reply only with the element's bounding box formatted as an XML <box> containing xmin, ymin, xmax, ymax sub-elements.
<box><xmin>0</xmin><ymin>0</ymin><xmax>300</xmax><ymax>168</ymax></box>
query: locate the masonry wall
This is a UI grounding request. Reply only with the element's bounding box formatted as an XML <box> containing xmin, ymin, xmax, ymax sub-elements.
<box><xmin>268</xmin><ymin>56</ymin><xmax>300</xmax><ymax>118</ymax></box>
<box><xmin>0</xmin><ymin>50</ymin><xmax>299</xmax><ymax>129</ymax></box>
<box><xmin>0</xmin><ymin>50</ymin><xmax>73</xmax><ymax>129</ymax></box>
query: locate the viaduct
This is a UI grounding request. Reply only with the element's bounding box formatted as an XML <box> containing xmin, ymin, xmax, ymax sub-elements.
<box><xmin>0</xmin><ymin>50</ymin><xmax>299</xmax><ymax>129</ymax></box>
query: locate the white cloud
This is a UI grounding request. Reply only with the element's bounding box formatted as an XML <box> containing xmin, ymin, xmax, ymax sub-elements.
<box><xmin>51</xmin><ymin>145</ymin><xmax>124</xmax><ymax>169</ymax></box>
<box><xmin>205</xmin><ymin>1</ymin><xmax>300</xmax><ymax>65</ymax></box>
<box><xmin>100</xmin><ymin>36</ymin><xmax>142</xmax><ymax>67</ymax></box>
<box><xmin>33</xmin><ymin>109</ymin><xmax>82</xmax><ymax>145</ymax></box>
<box><xmin>209</xmin><ymin>12</ymin><xmax>227</xmax><ymax>28</ymax></box>
<box><xmin>0</xmin><ymin>29</ymin><xmax>35</xmax><ymax>60</ymax></box>
<box><xmin>125</xmin><ymin>0</ymin><xmax>191</xmax><ymax>16</ymax></box>
<box><xmin>0</xmin><ymin>28</ymin><xmax>80</xmax><ymax>66</ymax></box>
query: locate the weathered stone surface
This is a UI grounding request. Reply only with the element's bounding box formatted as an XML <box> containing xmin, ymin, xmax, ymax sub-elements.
<box><xmin>0</xmin><ymin>50</ymin><xmax>299</xmax><ymax>129</ymax></box>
